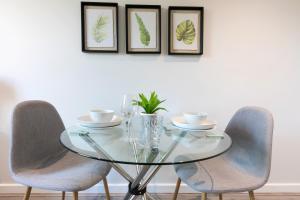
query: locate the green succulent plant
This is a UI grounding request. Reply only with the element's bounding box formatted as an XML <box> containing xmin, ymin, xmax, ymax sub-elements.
<box><xmin>132</xmin><ymin>92</ymin><xmax>167</xmax><ymax>114</ymax></box>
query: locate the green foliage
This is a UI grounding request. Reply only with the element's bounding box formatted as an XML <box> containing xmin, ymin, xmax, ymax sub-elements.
<box><xmin>132</xmin><ymin>92</ymin><xmax>167</xmax><ymax>114</ymax></box>
<box><xmin>135</xmin><ymin>13</ymin><xmax>151</xmax><ymax>46</ymax></box>
<box><xmin>176</xmin><ymin>20</ymin><xmax>196</xmax><ymax>45</ymax></box>
<box><xmin>93</xmin><ymin>16</ymin><xmax>108</xmax><ymax>43</ymax></box>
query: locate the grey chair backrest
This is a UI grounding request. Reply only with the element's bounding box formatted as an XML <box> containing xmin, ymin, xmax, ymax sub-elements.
<box><xmin>10</xmin><ymin>100</ymin><xmax>67</xmax><ymax>173</ymax></box>
<box><xmin>225</xmin><ymin>107</ymin><xmax>274</xmax><ymax>182</ymax></box>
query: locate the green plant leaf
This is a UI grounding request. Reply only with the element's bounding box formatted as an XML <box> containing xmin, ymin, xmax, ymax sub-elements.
<box><xmin>148</xmin><ymin>92</ymin><xmax>157</xmax><ymax>112</ymax></box>
<box><xmin>135</xmin><ymin>13</ymin><xmax>151</xmax><ymax>46</ymax></box>
<box><xmin>132</xmin><ymin>92</ymin><xmax>167</xmax><ymax>114</ymax></box>
<box><xmin>152</xmin><ymin>107</ymin><xmax>167</xmax><ymax>113</ymax></box>
<box><xmin>93</xmin><ymin>16</ymin><xmax>109</xmax><ymax>43</ymax></box>
<box><xmin>176</xmin><ymin>19</ymin><xmax>196</xmax><ymax>45</ymax></box>
<box><xmin>139</xmin><ymin>93</ymin><xmax>149</xmax><ymax>113</ymax></box>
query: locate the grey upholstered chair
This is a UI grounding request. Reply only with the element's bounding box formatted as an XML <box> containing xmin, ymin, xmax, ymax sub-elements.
<box><xmin>173</xmin><ymin>107</ymin><xmax>274</xmax><ymax>200</ymax></box>
<box><xmin>10</xmin><ymin>100</ymin><xmax>112</xmax><ymax>200</ymax></box>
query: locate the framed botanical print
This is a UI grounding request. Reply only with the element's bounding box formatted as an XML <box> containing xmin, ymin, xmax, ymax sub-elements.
<box><xmin>126</xmin><ymin>5</ymin><xmax>161</xmax><ymax>54</ymax></box>
<box><xmin>168</xmin><ymin>7</ymin><xmax>204</xmax><ymax>55</ymax></box>
<box><xmin>81</xmin><ymin>2</ymin><xmax>118</xmax><ymax>53</ymax></box>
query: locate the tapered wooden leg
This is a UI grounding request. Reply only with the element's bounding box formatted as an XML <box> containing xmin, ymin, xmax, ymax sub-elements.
<box><xmin>201</xmin><ymin>192</ymin><xmax>207</xmax><ymax>200</ymax></box>
<box><xmin>23</xmin><ymin>187</ymin><xmax>32</xmax><ymax>200</ymax></box>
<box><xmin>62</xmin><ymin>191</ymin><xmax>65</xmax><ymax>200</ymax></box>
<box><xmin>219</xmin><ymin>193</ymin><xmax>223</xmax><ymax>200</ymax></box>
<box><xmin>172</xmin><ymin>178</ymin><xmax>181</xmax><ymax>200</ymax></box>
<box><xmin>103</xmin><ymin>177</ymin><xmax>111</xmax><ymax>200</ymax></box>
<box><xmin>73</xmin><ymin>191</ymin><xmax>78</xmax><ymax>200</ymax></box>
<box><xmin>249</xmin><ymin>191</ymin><xmax>255</xmax><ymax>200</ymax></box>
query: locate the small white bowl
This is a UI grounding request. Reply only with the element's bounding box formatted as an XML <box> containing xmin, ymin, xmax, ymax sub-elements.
<box><xmin>89</xmin><ymin>109</ymin><xmax>114</xmax><ymax>123</ymax></box>
<box><xmin>183</xmin><ymin>112</ymin><xmax>208</xmax><ymax>124</ymax></box>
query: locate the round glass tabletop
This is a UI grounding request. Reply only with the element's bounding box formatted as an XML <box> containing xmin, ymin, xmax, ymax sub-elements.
<box><xmin>60</xmin><ymin>124</ymin><xmax>232</xmax><ymax>165</ymax></box>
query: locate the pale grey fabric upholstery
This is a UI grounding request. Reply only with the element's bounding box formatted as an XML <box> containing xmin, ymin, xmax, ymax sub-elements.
<box><xmin>10</xmin><ymin>100</ymin><xmax>111</xmax><ymax>191</ymax></box>
<box><xmin>174</xmin><ymin>107</ymin><xmax>274</xmax><ymax>193</ymax></box>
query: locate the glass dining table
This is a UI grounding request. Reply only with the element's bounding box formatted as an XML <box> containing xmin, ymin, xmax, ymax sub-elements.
<box><xmin>60</xmin><ymin>122</ymin><xmax>232</xmax><ymax>200</ymax></box>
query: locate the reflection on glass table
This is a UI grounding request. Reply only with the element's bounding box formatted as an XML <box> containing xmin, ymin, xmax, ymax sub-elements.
<box><xmin>60</xmin><ymin>124</ymin><xmax>232</xmax><ymax>200</ymax></box>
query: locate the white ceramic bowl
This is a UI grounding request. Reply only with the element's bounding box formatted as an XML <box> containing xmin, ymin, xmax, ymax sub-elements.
<box><xmin>89</xmin><ymin>109</ymin><xmax>114</xmax><ymax>123</ymax></box>
<box><xmin>183</xmin><ymin>112</ymin><xmax>208</xmax><ymax>124</ymax></box>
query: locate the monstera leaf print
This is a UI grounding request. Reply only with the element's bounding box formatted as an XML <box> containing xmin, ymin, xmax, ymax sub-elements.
<box><xmin>176</xmin><ymin>20</ymin><xmax>196</xmax><ymax>45</ymax></box>
<box><xmin>135</xmin><ymin>13</ymin><xmax>151</xmax><ymax>46</ymax></box>
<box><xmin>93</xmin><ymin>16</ymin><xmax>109</xmax><ymax>43</ymax></box>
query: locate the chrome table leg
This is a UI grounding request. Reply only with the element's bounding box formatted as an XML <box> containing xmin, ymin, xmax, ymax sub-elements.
<box><xmin>80</xmin><ymin>131</ymin><xmax>187</xmax><ymax>200</ymax></box>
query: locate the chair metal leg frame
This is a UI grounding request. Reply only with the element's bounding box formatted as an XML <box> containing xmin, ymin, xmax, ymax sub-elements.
<box><xmin>172</xmin><ymin>178</ymin><xmax>181</xmax><ymax>200</ymax></box>
<box><xmin>201</xmin><ymin>192</ymin><xmax>207</xmax><ymax>200</ymax></box>
<box><xmin>249</xmin><ymin>191</ymin><xmax>255</xmax><ymax>200</ymax></box>
<box><xmin>23</xmin><ymin>186</ymin><xmax>32</xmax><ymax>200</ymax></box>
<box><xmin>62</xmin><ymin>191</ymin><xmax>65</xmax><ymax>200</ymax></box>
<box><xmin>73</xmin><ymin>191</ymin><xmax>79</xmax><ymax>200</ymax></box>
<box><xmin>80</xmin><ymin>131</ymin><xmax>187</xmax><ymax>200</ymax></box>
<box><xmin>103</xmin><ymin>177</ymin><xmax>111</xmax><ymax>200</ymax></box>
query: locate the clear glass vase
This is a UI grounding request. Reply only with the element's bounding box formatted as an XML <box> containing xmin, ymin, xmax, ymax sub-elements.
<box><xmin>140</xmin><ymin>114</ymin><xmax>163</xmax><ymax>150</ymax></box>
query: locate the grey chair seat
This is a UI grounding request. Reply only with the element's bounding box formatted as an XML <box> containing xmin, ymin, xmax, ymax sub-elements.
<box><xmin>12</xmin><ymin>151</ymin><xmax>111</xmax><ymax>192</ymax></box>
<box><xmin>10</xmin><ymin>100</ymin><xmax>112</xmax><ymax>199</ymax></box>
<box><xmin>173</xmin><ymin>107</ymin><xmax>274</xmax><ymax>200</ymax></box>
<box><xmin>175</xmin><ymin>155</ymin><xmax>263</xmax><ymax>193</ymax></box>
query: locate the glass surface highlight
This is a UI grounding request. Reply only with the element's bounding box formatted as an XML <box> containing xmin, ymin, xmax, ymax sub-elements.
<box><xmin>60</xmin><ymin>124</ymin><xmax>231</xmax><ymax>165</ymax></box>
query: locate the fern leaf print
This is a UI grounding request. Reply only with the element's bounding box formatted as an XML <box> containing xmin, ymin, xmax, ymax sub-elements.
<box><xmin>93</xmin><ymin>16</ymin><xmax>108</xmax><ymax>43</ymax></box>
<box><xmin>135</xmin><ymin>13</ymin><xmax>151</xmax><ymax>46</ymax></box>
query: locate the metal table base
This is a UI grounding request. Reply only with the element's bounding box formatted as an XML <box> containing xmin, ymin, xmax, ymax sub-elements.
<box><xmin>80</xmin><ymin>132</ymin><xmax>184</xmax><ymax>200</ymax></box>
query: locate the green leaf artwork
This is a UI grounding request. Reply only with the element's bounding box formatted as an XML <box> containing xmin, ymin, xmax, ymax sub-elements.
<box><xmin>135</xmin><ymin>13</ymin><xmax>151</xmax><ymax>46</ymax></box>
<box><xmin>93</xmin><ymin>16</ymin><xmax>109</xmax><ymax>43</ymax></box>
<box><xmin>176</xmin><ymin>20</ymin><xmax>196</xmax><ymax>45</ymax></box>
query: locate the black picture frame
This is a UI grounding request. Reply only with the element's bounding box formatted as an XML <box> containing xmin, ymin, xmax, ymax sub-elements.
<box><xmin>81</xmin><ymin>2</ymin><xmax>119</xmax><ymax>53</ymax></box>
<box><xmin>126</xmin><ymin>4</ymin><xmax>161</xmax><ymax>54</ymax></box>
<box><xmin>168</xmin><ymin>6</ymin><xmax>204</xmax><ymax>55</ymax></box>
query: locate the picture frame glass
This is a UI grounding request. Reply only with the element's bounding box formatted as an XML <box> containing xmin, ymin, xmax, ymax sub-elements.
<box><xmin>83</xmin><ymin>5</ymin><xmax>117</xmax><ymax>51</ymax></box>
<box><xmin>127</xmin><ymin>7</ymin><xmax>161</xmax><ymax>53</ymax></box>
<box><xmin>169</xmin><ymin>9</ymin><xmax>203</xmax><ymax>55</ymax></box>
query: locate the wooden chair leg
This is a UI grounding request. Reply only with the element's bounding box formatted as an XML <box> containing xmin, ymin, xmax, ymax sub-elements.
<box><xmin>23</xmin><ymin>187</ymin><xmax>32</xmax><ymax>200</ymax></box>
<box><xmin>103</xmin><ymin>177</ymin><xmax>111</xmax><ymax>200</ymax></box>
<box><xmin>249</xmin><ymin>191</ymin><xmax>255</xmax><ymax>200</ymax></box>
<box><xmin>201</xmin><ymin>192</ymin><xmax>207</xmax><ymax>200</ymax></box>
<box><xmin>172</xmin><ymin>178</ymin><xmax>181</xmax><ymax>200</ymax></box>
<box><xmin>62</xmin><ymin>191</ymin><xmax>65</xmax><ymax>200</ymax></box>
<box><xmin>73</xmin><ymin>191</ymin><xmax>78</xmax><ymax>200</ymax></box>
<box><xmin>219</xmin><ymin>193</ymin><xmax>223</xmax><ymax>200</ymax></box>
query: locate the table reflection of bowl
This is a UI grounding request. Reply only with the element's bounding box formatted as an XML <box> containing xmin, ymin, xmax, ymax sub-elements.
<box><xmin>172</xmin><ymin>131</ymin><xmax>221</xmax><ymax>153</ymax></box>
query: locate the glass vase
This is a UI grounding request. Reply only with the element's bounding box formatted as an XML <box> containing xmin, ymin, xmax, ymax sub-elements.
<box><xmin>140</xmin><ymin>113</ymin><xmax>163</xmax><ymax>150</ymax></box>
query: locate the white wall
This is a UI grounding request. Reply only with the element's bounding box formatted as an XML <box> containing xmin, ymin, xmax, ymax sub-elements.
<box><xmin>1</xmin><ymin>0</ymin><xmax>300</xmax><ymax>193</ymax></box>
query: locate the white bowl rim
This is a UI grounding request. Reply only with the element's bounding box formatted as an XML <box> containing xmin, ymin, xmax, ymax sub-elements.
<box><xmin>183</xmin><ymin>112</ymin><xmax>208</xmax><ymax>116</ymax></box>
<box><xmin>90</xmin><ymin>109</ymin><xmax>115</xmax><ymax>113</ymax></box>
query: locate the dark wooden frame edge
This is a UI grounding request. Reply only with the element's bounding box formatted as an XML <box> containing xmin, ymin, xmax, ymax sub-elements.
<box><xmin>168</xmin><ymin>6</ymin><xmax>204</xmax><ymax>55</ymax></box>
<box><xmin>125</xmin><ymin>4</ymin><xmax>162</xmax><ymax>54</ymax></box>
<box><xmin>81</xmin><ymin>2</ymin><xmax>119</xmax><ymax>53</ymax></box>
